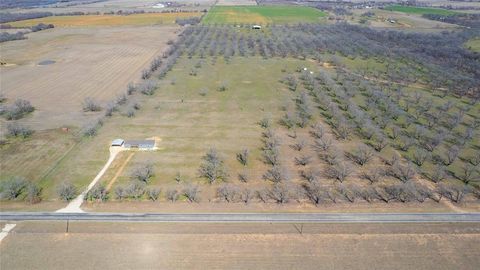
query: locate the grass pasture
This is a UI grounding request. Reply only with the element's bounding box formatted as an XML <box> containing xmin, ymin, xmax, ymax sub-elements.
<box><xmin>465</xmin><ymin>38</ymin><xmax>480</xmax><ymax>52</ymax></box>
<box><xmin>202</xmin><ymin>6</ymin><xmax>327</xmax><ymax>24</ymax></box>
<box><xmin>8</xmin><ymin>12</ymin><xmax>201</xmax><ymax>27</ymax></box>
<box><xmin>384</xmin><ymin>5</ymin><xmax>459</xmax><ymax>16</ymax></box>
<box><xmin>75</xmin><ymin>57</ymin><xmax>317</xmax><ymax>198</ymax></box>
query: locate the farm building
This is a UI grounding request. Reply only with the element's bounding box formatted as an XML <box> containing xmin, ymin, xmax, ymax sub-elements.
<box><xmin>124</xmin><ymin>140</ymin><xmax>156</xmax><ymax>149</ymax></box>
<box><xmin>111</xmin><ymin>139</ymin><xmax>124</xmax><ymax>147</ymax></box>
<box><xmin>252</xmin><ymin>25</ymin><xmax>262</xmax><ymax>29</ymax></box>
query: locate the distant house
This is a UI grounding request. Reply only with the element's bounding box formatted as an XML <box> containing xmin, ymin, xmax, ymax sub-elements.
<box><xmin>124</xmin><ymin>140</ymin><xmax>155</xmax><ymax>149</ymax></box>
<box><xmin>252</xmin><ymin>25</ymin><xmax>262</xmax><ymax>29</ymax></box>
<box><xmin>111</xmin><ymin>139</ymin><xmax>125</xmax><ymax>147</ymax></box>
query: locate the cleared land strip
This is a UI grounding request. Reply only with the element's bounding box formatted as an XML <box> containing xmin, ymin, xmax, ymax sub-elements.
<box><xmin>1</xmin><ymin>212</ymin><xmax>480</xmax><ymax>223</ymax></box>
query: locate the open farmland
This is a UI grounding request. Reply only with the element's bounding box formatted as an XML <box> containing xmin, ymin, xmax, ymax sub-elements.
<box><xmin>0</xmin><ymin>25</ymin><xmax>178</xmax><ymax>131</ymax></box>
<box><xmin>8</xmin><ymin>13</ymin><xmax>201</xmax><ymax>27</ymax></box>
<box><xmin>384</xmin><ymin>5</ymin><xmax>459</xmax><ymax>16</ymax></box>
<box><xmin>216</xmin><ymin>0</ymin><xmax>257</xmax><ymax>6</ymax></box>
<box><xmin>202</xmin><ymin>6</ymin><xmax>327</xmax><ymax>24</ymax></box>
<box><xmin>1</xmin><ymin>221</ymin><xmax>479</xmax><ymax>270</ymax></box>
<box><xmin>349</xmin><ymin>9</ymin><xmax>460</xmax><ymax>31</ymax></box>
<box><xmin>2</xmin><ymin>23</ymin><xmax>479</xmax><ymax>210</ymax></box>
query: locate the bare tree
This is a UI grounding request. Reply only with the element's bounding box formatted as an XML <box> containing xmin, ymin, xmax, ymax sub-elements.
<box><xmin>82</xmin><ymin>97</ymin><xmax>102</xmax><ymax>112</ymax></box>
<box><xmin>259</xmin><ymin>115</ymin><xmax>272</xmax><ymax>129</ymax></box>
<box><xmin>310</xmin><ymin>123</ymin><xmax>324</xmax><ymax>139</ymax></box>
<box><xmin>295</xmin><ymin>154</ymin><xmax>312</xmax><ymax>166</ymax></box>
<box><xmin>300</xmin><ymin>168</ymin><xmax>321</xmax><ymax>183</ymax></box>
<box><xmin>412</xmin><ymin>147</ymin><xmax>430</xmax><ymax>166</ymax></box>
<box><xmin>131</xmin><ymin>163</ymin><xmax>154</xmax><ymax>183</ymax></box>
<box><xmin>429</xmin><ymin>164</ymin><xmax>447</xmax><ymax>183</ymax></box>
<box><xmin>166</xmin><ymin>188</ymin><xmax>179</xmax><ymax>202</ymax></box>
<box><xmin>0</xmin><ymin>177</ymin><xmax>27</xmax><ymax>200</ymax></box>
<box><xmin>391</xmin><ymin>162</ymin><xmax>416</xmax><ymax>182</ymax></box>
<box><xmin>359</xmin><ymin>186</ymin><xmax>377</xmax><ymax>203</ymax></box>
<box><xmin>444</xmin><ymin>145</ymin><xmax>460</xmax><ymax>165</ymax></box>
<box><xmin>125</xmin><ymin>181</ymin><xmax>145</xmax><ymax>200</ymax></box>
<box><xmin>281</xmin><ymin>111</ymin><xmax>297</xmax><ymax>129</ymax></box>
<box><xmin>236</xmin><ymin>149</ymin><xmax>249</xmax><ymax>166</ymax></box>
<box><xmin>291</xmin><ymin>139</ymin><xmax>306</xmax><ymax>151</ymax></box>
<box><xmin>217</xmin><ymin>184</ymin><xmax>238</xmax><ymax>203</ymax></box>
<box><xmin>147</xmin><ymin>187</ymin><xmax>161</xmax><ymax>201</ymax></box>
<box><xmin>114</xmin><ymin>186</ymin><xmax>125</xmax><ymax>200</ymax></box>
<box><xmin>337</xmin><ymin>184</ymin><xmax>360</xmax><ymax>203</ymax></box>
<box><xmin>458</xmin><ymin>163</ymin><xmax>478</xmax><ymax>185</ymax></box>
<box><xmin>183</xmin><ymin>184</ymin><xmax>200</xmax><ymax>202</ymax></box>
<box><xmin>239</xmin><ymin>188</ymin><xmax>253</xmax><ymax>204</ymax></box>
<box><xmin>85</xmin><ymin>184</ymin><xmax>108</xmax><ymax>202</ymax></box>
<box><xmin>263</xmin><ymin>165</ymin><xmax>289</xmax><ymax>182</ymax></box>
<box><xmin>362</xmin><ymin>167</ymin><xmax>384</xmax><ymax>184</ymax></box>
<box><xmin>57</xmin><ymin>181</ymin><xmax>77</xmax><ymax>201</ymax></box>
<box><xmin>2</xmin><ymin>99</ymin><xmax>35</xmax><ymax>120</ymax></box>
<box><xmin>326</xmin><ymin>162</ymin><xmax>353</xmax><ymax>182</ymax></box>
<box><xmin>199</xmin><ymin>148</ymin><xmax>228</xmax><ymax>184</ymax></box>
<box><xmin>263</xmin><ymin>146</ymin><xmax>281</xmax><ymax>166</ymax></box>
<box><xmin>126</xmin><ymin>82</ymin><xmax>136</xmax><ymax>95</ymax></box>
<box><xmin>25</xmin><ymin>182</ymin><xmax>42</xmax><ymax>204</ymax></box>
<box><xmin>437</xmin><ymin>183</ymin><xmax>469</xmax><ymax>203</ymax></box>
<box><xmin>268</xmin><ymin>183</ymin><xmax>290</xmax><ymax>204</ymax></box>
<box><xmin>372</xmin><ymin>134</ymin><xmax>388</xmax><ymax>152</ymax></box>
<box><xmin>351</xmin><ymin>144</ymin><xmax>374</xmax><ymax>166</ymax></box>
<box><xmin>304</xmin><ymin>181</ymin><xmax>324</xmax><ymax>205</ymax></box>
<box><xmin>312</xmin><ymin>137</ymin><xmax>332</xmax><ymax>152</ymax></box>
<box><xmin>6</xmin><ymin>123</ymin><xmax>33</xmax><ymax>138</ymax></box>
<box><xmin>469</xmin><ymin>152</ymin><xmax>480</xmax><ymax>166</ymax></box>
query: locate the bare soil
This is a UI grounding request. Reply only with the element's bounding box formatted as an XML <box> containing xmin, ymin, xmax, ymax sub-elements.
<box><xmin>1</xmin><ymin>221</ymin><xmax>479</xmax><ymax>270</ymax></box>
<box><xmin>0</xmin><ymin>25</ymin><xmax>178</xmax><ymax>131</ymax></box>
<box><xmin>82</xmin><ymin>200</ymin><xmax>480</xmax><ymax>213</ymax></box>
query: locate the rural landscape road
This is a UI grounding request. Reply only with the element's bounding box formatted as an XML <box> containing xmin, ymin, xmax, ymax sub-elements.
<box><xmin>56</xmin><ymin>146</ymin><xmax>124</xmax><ymax>213</ymax></box>
<box><xmin>1</xmin><ymin>212</ymin><xmax>480</xmax><ymax>223</ymax></box>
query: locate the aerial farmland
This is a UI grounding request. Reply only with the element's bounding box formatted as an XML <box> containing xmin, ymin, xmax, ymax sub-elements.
<box><xmin>0</xmin><ymin>0</ymin><xmax>479</xmax><ymax>269</ymax></box>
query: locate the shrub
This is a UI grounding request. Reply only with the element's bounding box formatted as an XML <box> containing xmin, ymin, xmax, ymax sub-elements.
<box><xmin>85</xmin><ymin>184</ymin><xmax>108</xmax><ymax>202</ymax></box>
<box><xmin>57</xmin><ymin>181</ymin><xmax>77</xmax><ymax>201</ymax></box>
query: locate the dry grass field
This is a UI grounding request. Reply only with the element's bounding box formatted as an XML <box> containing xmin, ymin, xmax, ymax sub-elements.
<box><xmin>350</xmin><ymin>9</ymin><xmax>460</xmax><ymax>31</ymax></box>
<box><xmin>1</xmin><ymin>0</ymin><xmax>214</xmax><ymax>13</ymax></box>
<box><xmin>8</xmin><ymin>13</ymin><xmax>201</xmax><ymax>27</ymax></box>
<box><xmin>216</xmin><ymin>0</ymin><xmax>257</xmax><ymax>6</ymax></box>
<box><xmin>1</xmin><ymin>221</ymin><xmax>479</xmax><ymax>270</ymax></box>
<box><xmin>35</xmin><ymin>57</ymin><xmax>315</xmax><ymax>201</ymax></box>
<box><xmin>0</xmin><ymin>25</ymin><xmax>178</xmax><ymax>131</ymax></box>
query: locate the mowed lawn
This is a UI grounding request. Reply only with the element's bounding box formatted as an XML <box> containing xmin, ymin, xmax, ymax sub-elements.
<box><xmin>8</xmin><ymin>12</ymin><xmax>201</xmax><ymax>27</ymax></box>
<box><xmin>202</xmin><ymin>5</ymin><xmax>327</xmax><ymax>24</ymax></box>
<box><xmin>384</xmin><ymin>5</ymin><xmax>458</xmax><ymax>16</ymax></box>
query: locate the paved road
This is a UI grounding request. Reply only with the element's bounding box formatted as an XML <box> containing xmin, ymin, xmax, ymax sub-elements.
<box><xmin>1</xmin><ymin>212</ymin><xmax>480</xmax><ymax>223</ymax></box>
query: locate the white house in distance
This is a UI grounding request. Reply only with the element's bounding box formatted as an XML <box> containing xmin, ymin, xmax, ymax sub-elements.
<box><xmin>111</xmin><ymin>139</ymin><xmax>156</xmax><ymax>150</ymax></box>
<box><xmin>252</xmin><ymin>25</ymin><xmax>262</xmax><ymax>29</ymax></box>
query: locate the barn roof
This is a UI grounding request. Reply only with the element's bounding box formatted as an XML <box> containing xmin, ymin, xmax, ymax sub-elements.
<box><xmin>124</xmin><ymin>140</ymin><xmax>155</xmax><ymax>147</ymax></box>
<box><xmin>111</xmin><ymin>139</ymin><xmax>124</xmax><ymax>146</ymax></box>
